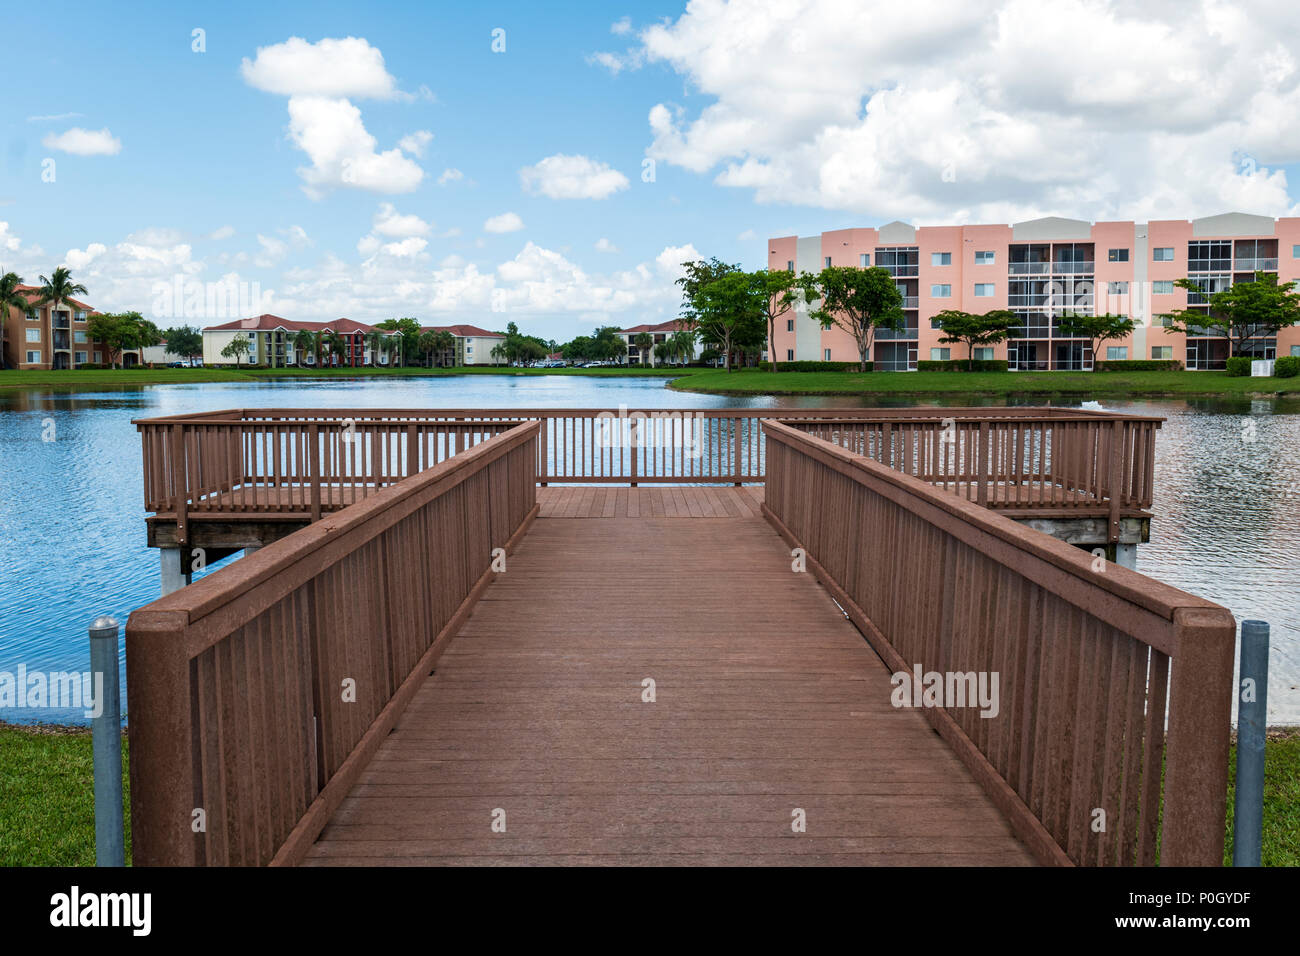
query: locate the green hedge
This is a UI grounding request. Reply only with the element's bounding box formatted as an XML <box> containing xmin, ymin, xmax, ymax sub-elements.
<box><xmin>1274</xmin><ymin>356</ymin><xmax>1300</xmax><ymax>378</ymax></box>
<box><xmin>1092</xmin><ymin>359</ymin><xmax>1184</xmax><ymax>372</ymax></box>
<box><xmin>915</xmin><ymin>359</ymin><xmax>1009</xmax><ymax>372</ymax></box>
<box><xmin>757</xmin><ymin>360</ymin><xmax>870</xmax><ymax>372</ymax></box>
<box><xmin>1226</xmin><ymin>356</ymin><xmax>1253</xmax><ymax>377</ymax></box>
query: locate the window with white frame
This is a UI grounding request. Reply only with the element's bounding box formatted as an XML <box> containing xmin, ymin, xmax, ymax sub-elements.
<box><xmin>1152</xmin><ymin>280</ymin><xmax>1174</xmax><ymax>294</ymax></box>
<box><xmin>824</xmin><ymin>256</ymin><xmax>832</xmax><ymax>268</ymax></box>
<box><xmin>1108</xmin><ymin>248</ymin><xmax>1130</xmax><ymax>262</ymax></box>
<box><xmin>930</xmin><ymin>347</ymin><xmax>950</xmax><ymax>360</ymax></box>
<box><xmin>1151</xmin><ymin>346</ymin><xmax>1173</xmax><ymax>360</ymax></box>
<box><xmin>931</xmin><ymin>252</ymin><xmax>952</xmax><ymax>266</ymax></box>
<box><xmin>1106</xmin><ymin>346</ymin><xmax>1128</xmax><ymax>360</ymax></box>
<box><xmin>75</xmin><ymin>311</ymin><xmax>87</xmax><ymax>321</ymax></box>
<box><xmin>1293</xmin><ymin>246</ymin><xmax>1300</xmax><ymax>259</ymax></box>
<box><xmin>824</xmin><ymin>348</ymin><xmax>832</xmax><ymax>361</ymax></box>
<box><xmin>974</xmin><ymin>283</ymin><xmax>994</xmax><ymax>297</ymax></box>
<box><xmin>787</xmin><ymin>260</ymin><xmax>794</xmax><ymax>271</ymax></box>
<box><xmin>859</xmin><ymin>253</ymin><xmax>869</xmax><ymax>267</ymax></box>
<box><xmin>975</xmin><ymin>250</ymin><xmax>995</xmax><ymax>265</ymax></box>
<box><xmin>26</xmin><ymin>351</ymin><xmax>40</xmax><ymax>363</ymax></box>
<box><xmin>786</xmin><ymin>349</ymin><xmax>794</xmax><ymax>361</ymax></box>
<box><xmin>1153</xmin><ymin>247</ymin><xmax>1174</xmax><ymax>261</ymax></box>
<box><xmin>973</xmin><ymin>347</ymin><xmax>994</xmax><ymax>360</ymax></box>
<box><xmin>74</xmin><ymin>331</ymin><xmax>87</xmax><ymax>343</ymax></box>
<box><xmin>786</xmin><ymin>319</ymin><xmax>794</xmax><ymax>332</ymax></box>
<box><xmin>25</xmin><ymin>309</ymin><xmax>37</xmax><ymax>321</ymax></box>
<box><xmin>94</xmin><ymin>351</ymin><xmax>103</xmax><ymax>363</ymax></box>
<box><xmin>25</xmin><ymin>328</ymin><xmax>40</xmax><ymax>342</ymax></box>
<box><xmin>931</xmin><ymin>284</ymin><xmax>951</xmax><ymax>297</ymax></box>
<box><xmin>75</xmin><ymin>351</ymin><xmax>88</xmax><ymax>363</ymax></box>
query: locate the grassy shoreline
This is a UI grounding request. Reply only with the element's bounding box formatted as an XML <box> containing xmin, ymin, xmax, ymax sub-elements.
<box><xmin>0</xmin><ymin>720</ymin><xmax>1295</xmax><ymax>865</ymax></box>
<box><xmin>3</xmin><ymin>365</ymin><xmax>1299</xmax><ymax>399</ymax></box>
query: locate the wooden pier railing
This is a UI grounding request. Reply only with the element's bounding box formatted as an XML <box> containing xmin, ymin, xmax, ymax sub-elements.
<box><xmin>125</xmin><ymin>422</ymin><xmax>540</xmax><ymax>866</ymax></box>
<box><xmin>136</xmin><ymin>408</ymin><xmax>1160</xmax><ymax>538</ymax></box>
<box><xmin>761</xmin><ymin>420</ymin><xmax>1235</xmax><ymax>867</ymax></box>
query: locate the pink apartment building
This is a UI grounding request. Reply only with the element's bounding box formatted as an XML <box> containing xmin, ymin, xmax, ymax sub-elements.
<box><xmin>767</xmin><ymin>211</ymin><xmax>1300</xmax><ymax>371</ymax></box>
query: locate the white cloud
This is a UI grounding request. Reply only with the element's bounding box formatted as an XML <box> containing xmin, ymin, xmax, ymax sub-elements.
<box><xmin>737</xmin><ymin>229</ymin><xmax>757</xmax><ymax>240</ymax></box>
<box><xmin>42</xmin><ymin>127</ymin><xmax>122</xmax><ymax>156</ymax></box>
<box><xmin>631</xmin><ymin>0</ymin><xmax>1300</xmax><ymax>222</ymax></box>
<box><xmin>65</xmin><ymin>242</ymin><xmax>107</xmax><ymax>270</ymax></box>
<box><xmin>611</xmin><ymin>17</ymin><xmax>633</xmax><ymax>36</ymax></box>
<box><xmin>398</xmin><ymin>130</ymin><xmax>433</xmax><ymax>157</ymax></box>
<box><xmin>655</xmin><ymin>243</ymin><xmax>701</xmax><ymax>279</ymax></box>
<box><xmin>286</xmin><ymin>95</ymin><xmax>424</xmax><ymax>197</ymax></box>
<box><xmin>519</xmin><ymin>154</ymin><xmax>630</xmax><ymax>200</ymax></box>
<box><xmin>240</xmin><ymin>37</ymin><xmax>401</xmax><ymax>99</ymax></box>
<box><xmin>0</xmin><ymin>221</ymin><xmax>25</xmax><ymax>253</ymax></box>
<box><xmin>27</xmin><ymin>112</ymin><xmax>85</xmax><ymax>123</ymax></box>
<box><xmin>484</xmin><ymin>211</ymin><xmax>525</xmax><ymax>233</ymax></box>
<box><xmin>372</xmin><ymin>202</ymin><xmax>432</xmax><ymax>237</ymax></box>
<box><xmin>209</xmin><ymin>225</ymin><xmax>236</xmax><ymax>240</ymax></box>
<box><xmin>379</xmin><ymin>237</ymin><xmax>428</xmax><ymax>258</ymax></box>
<box><xmin>595</xmin><ymin>237</ymin><xmax>619</xmax><ymax>253</ymax></box>
<box><xmin>437</xmin><ymin>167</ymin><xmax>464</xmax><ymax>185</ymax></box>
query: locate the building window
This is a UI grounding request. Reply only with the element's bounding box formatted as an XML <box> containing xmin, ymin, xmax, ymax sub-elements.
<box><xmin>824</xmin><ymin>256</ymin><xmax>832</xmax><ymax>268</ymax></box>
<box><xmin>74</xmin><ymin>331</ymin><xmax>88</xmax><ymax>343</ymax></box>
<box><xmin>26</xmin><ymin>350</ymin><xmax>41</xmax><ymax>363</ymax></box>
<box><xmin>975</xmin><ymin>250</ymin><xmax>995</xmax><ymax>265</ymax></box>
<box><xmin>931</xmin><ymin>284</ymin><xmax>951</xmax><ymax>298</ymax></box>
<box><xmin>786</xmin><ymin>319</ymin><xmax>794</xmax><ymax>332</ymax></box>
<box><xmin>930</xmin><ymin>317</ymin><xmax>944</xmax><ymax>329</ymax></box>
<box><xmin>1152</xmin><ymin>280</ymin><xmax>1174</xmax><ymax>294</ymax></box>
<box><xmin>787</xmin><ymin>260</ymin><xmax>794</xmax><ymax>271</ymax></box>
<box><xmin>25</xmin><ymin>310</ymin><xmax>38</xmax><ymax>321</ymax></box>
<box><xmin>75</xmin><ymin>310</ymin><xmax>87</xmax><ymax>321</ymax></box>
<box><xmin>824</xmin><ymin>348</ymin><xmax>832</xmax><ymax>361</ymax></box>
<box><xmin>1108</xmin><ymin>281</ymin><xmax>1129</xmax><ymax>294</ymax></box>
<box><xmin>973</xmin><ymin>347</ymin><xmax>994</xmax><ymax>361</ymax></box>
<box><xmin>786</xmin><ymin>349</ymin><xmax>794</xmax><ymax>361</ymax></box>
<box><xmin>94</xmin><ymin>351</ymin><xmax>102</xmax><ymax>363</ymax></box>
<box><xmin>1151</xmin><ymin>346</ymin><xmax>1173</xmax><ymax>360</ymax></box>
<box><xmin>974</xmin><ymin>283</ymin><xmax>994</xmax><ymax>297</ymax></box>
<box><xmin>26</xmin><ymin>328</ymin><xmax>40</xmax><ymax>342</ymax></box>
<box><xmin>859</xmin><ymin>253</ymin><xmax>870</xmax><ymax>267</ymax></box>
<box><xmin>1293</xmin><ymin>246</ymin><xmax>1300</xmax><ymax>260</ymax></box>
<box><xmin>75</xmin><ymin>351</ymin><xmax>88</xmax><ymax>363</ymax></box>
<box><xmin>1106</xmin><ymin>346</ymin><xmax>1128</xmax><ymax>360</ymax></box>
<box><xmin>1153</xmin><ymin>247</ymin><xmax>1174</xmax><ymax>261</ymax></box>
<box><xmin>931</xmin><ymin>252</ymin><xmax>952</xmax><ymax>266</ymax></box>
<box><xmin>930</xmin><ymin>347</ymin><xmax>950</xmax><ymax>361</ymax></box>
<box><xmin>1108</xmin><ymin>248</ymin><xmax>1130</xmax><ymax>262</ymax></box>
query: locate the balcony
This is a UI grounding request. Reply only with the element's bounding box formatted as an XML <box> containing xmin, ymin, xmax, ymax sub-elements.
<box><xmin>1234</xmin><ymin>258</ymin><xmax>1278</xmax><ymax>272</ymax></box>
<box><xmin>900</xmin><ymin>296</ymin><xmax>918</xmax><ymax>309</ymax></box>
<box><xmin>1051</xmin><ymin>261</ymin><xmax>1095</xmax><ymax>274</ymax></box>
<box><xmin>1008</xmin><ymin>262</ymin><xmax>1050</xmax><ymax>275</ymax></box>
<box><xmin>881</xmin><ymin>264</ymin><xmax>919</xmax><ymax>278</ymax></box>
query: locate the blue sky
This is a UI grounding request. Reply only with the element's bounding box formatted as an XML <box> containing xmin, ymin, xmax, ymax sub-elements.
<box><xmin>5</xmin><ymin>0</ymin><xmax>1300</xmax><ymax>342</ymax></box>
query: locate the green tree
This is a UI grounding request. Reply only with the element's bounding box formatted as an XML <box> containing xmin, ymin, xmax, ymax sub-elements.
<box><xmin>754</xmin><ymin>268</ymin><xmax>801</xmax><ymax>373</ymax></box>
<box><xmin>489</xmin><ymin>342</ymin><xmax>506</xmax><ymax>366</ymax></box>
<box><xmin>633</xmin><ymin>331</ymin><xmax>654</xmax><ymax>366</ymax></box>
<box><xmin>432</xmin><ymin>330</ymin><xmax>456</xmax><ymax>367</ymax></box>
<box><xmin>161</xmin><ymin>326</ymin><xmax>203</xmax><ymax>363</ymax></box>
<box><xmin>376</xmin><ymin>317</ymin><xmax>421</xmax><ymax>365</ymax></box>
<box><xmin>88</xmin><ymin>312</ymin><xmax>161</xmax><ymax>368</ymax></box>
<box><xmin>801</xmin><ymin>266</ymin><xmax>904</xmax><ymax>372</ymax></box>
<box><xmin>326</xmin><ymin>332</ymin><xmax>348</xmax><ymax>366</ymax></box>
<box><xmin>292</xmin><ymin>329</ymin><xmax>316</xmax><ymax>366</ymax></box>
<box><xmin>365</xmin><ymin>329</ymin><xmax>389</xmax><ymax>366</ymax></box>
<box><xmin>34</xmin><ymin>267</ymin><xmax>88</xmax><ymax>336</ymax></box>
<box><xmin>690</xmin><ymin>272</ymin><xmax>768</xmax><ymax>371</ymax></box>
<box><xmin>1055</xmin><ymin>312</ymin><xmax>1138</xmax><ymax>370</ymax></box>
<box><xmin>1161</xmin><ymin>272</ymin><xmax>1300</xmax><ymax>357</ymax></box>
<box><xmin>933</xmin><ymin>309</ymin><xmax>1017</xmax><ymax>370</ymax></box>
<box><xmin>669</xmin><ymin>327</ymin><xmax>697</xmax><ymax>365</ymax></box>
<box><xmin>219</xmin><ymin>332</ymin><xmax>252</xmax><ymax>366</ymax></box>
<box><xmin>0</xmin><ymin>270</ymin><xmax>27</xmax><ymax>369</ymax></box>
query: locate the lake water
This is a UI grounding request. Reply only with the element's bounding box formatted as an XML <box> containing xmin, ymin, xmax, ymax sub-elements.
<box><xmin>1</xmin><ymin>376</ymin><xmax>1296</xmax><ymax>724</ymax></box>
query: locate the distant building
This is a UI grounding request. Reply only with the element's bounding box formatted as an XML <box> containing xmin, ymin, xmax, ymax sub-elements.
<box><xmin>618</xmin><ymin>319</ymin><xmax>692</xmax><ymax>366</ymax></box>
<box><xmin>201</xmin><ymin>315</ymin><xmax>398</xmax><ymax>367</ymax></box>
<box><xmin>1</xmin><ymin>286</ymin><xmax>141</xmax><ymax>370</ymax></box>
<box><xmin>419</xmin><ymin>325</ymin><xmax>507</xmax><ymax>366</ymax></box>
<box><xmin>770</xmin><ymin>211</ymin><xmax>1300</xmax><ymax>371</ymax></box>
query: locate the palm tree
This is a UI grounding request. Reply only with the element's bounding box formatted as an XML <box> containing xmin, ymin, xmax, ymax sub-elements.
<box><xmin>433</xmin><ymin>330</ymin><xmax>456</xmax><ymax>367</ymax></box>
<box><xmin>489</xmin><ymin>342</ymin><xmax>507</xmax><ymax>366</ymax></box>
<box><xmin>326</xmin><ymin>332</ymin><xmax>347</xmax><ymax>367</ymax></box>
<box><xmin>365</xmin><ymin>329</ymin><xmax>387</xmax><ymax>366</ymax></box>
<box><xmin>669</xmin><ymin>328</ymin><xmax>697</xmax><ymax>366</ymax></box>
<box><xmin>633</xmin><ymin>331</ymin><xmax>653</xmax><ymax>366</ymax></box>
<box><xmin>35</xmin><ymin>267</ymin><xmax>88</xmax><ymax>367</ymax></box>
<box><xmin>0</xmin><ymin>270</ymin><xmax>28</xmax><ymax>369</ymax></box>
<box><xmin>292</xmin><ymin>329</ymin><xmax>315</xmax><ymax>366</ymax></box>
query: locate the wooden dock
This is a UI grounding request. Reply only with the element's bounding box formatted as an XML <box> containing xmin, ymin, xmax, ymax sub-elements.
<box><xmin>304</xmin><ymin>497</ymin><xmax>1033</xmax><ymax>865</ymax></box>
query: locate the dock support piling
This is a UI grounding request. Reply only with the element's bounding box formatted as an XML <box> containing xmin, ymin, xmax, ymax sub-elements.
<box><xmin>1233</xmin><ymin>619</ymin><xmax>1269</xmax><ymax>867</ymax></box>
<box><xmin>89</xmin><ymin>615</ymin><xmax>125</xmax><ymax>867</ymax></box>
<box><xmin>159</xmin><ymin>546</ymin><xmax>190</xmax><ymax>595</ymax></box>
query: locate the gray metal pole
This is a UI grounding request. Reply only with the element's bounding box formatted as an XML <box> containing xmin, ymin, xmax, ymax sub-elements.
<box><xmin>1233</xmin><ymin>619</ymin><xmax>1269</xmax><ymax>868</ymax></box>
<box><xmin>89</xmin><ymin>615</ymin><xmax>125</xmax><ymax>867</ymax></box>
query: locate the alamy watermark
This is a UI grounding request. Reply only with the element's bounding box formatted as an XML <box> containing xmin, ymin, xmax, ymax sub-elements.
<box><xmin>150</xmin><ymin>275</ymin><xmax>272</xmax><ymax>321</ymax></box>
<box><xmin>594</xmin><ymin>405</ymin><xmax>708</xmax><ymax>458</ymax></box>
<box><xmin>0</xmin><ymin>665</ymin><xmax>105</xmax><ymax>718</ymax></box>
<box><xmin>890</xmin><ymin>664</ymin><xmax>1000</xmax><ymax>718</ymax></box>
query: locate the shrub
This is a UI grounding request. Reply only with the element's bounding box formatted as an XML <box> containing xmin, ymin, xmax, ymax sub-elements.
<box><xmin>1273</xmin><ymin>356</ymin><xmax>1300</xmax><ymax>378</ymax></box>
<box><xmin>1225</xmin><ymin>356</ymin><xmax>1253</xmax><ymax>377</ymax></box>
<box><xmin>915</xmin><ymin>359</ymin><xmax>1009</xmax><ymax>372</ymax></box>
<box><xmin>757</xmin><ymin>360</ymin><xmax>870</xmax><ymax>372</ymax></box>
<box><xmin>1091</xmin><ymin>359</ymin><xmax>1184</xmax><ymax>372</ymax></box>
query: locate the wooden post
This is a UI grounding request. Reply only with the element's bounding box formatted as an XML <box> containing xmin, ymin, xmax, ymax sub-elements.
<box><xmin>171</xmin><ymin>423</ymin><xmax>189</xmax><ymax>547</ymax></box>
<box><xmin>977</xmin><ymin>420</ymin><xmax>990</xmax><ymax>508</ymax></box>
<box><xmin>309</xmin><ymin>423</ymin><xmax>322</xmax><ymax>521</ymax></box>
<box><xmin>1107</xmin><ymin>420</ymin><xmax>1123</xmax><ymax>542</ymax></box>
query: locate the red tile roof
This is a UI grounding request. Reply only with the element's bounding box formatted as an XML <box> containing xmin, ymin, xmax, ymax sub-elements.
<box><xmin>203</xmin><ymin>315</ymin><xmax>400</xmax><ymax>335</ymax></box>
<box><xmin>15</xmin><ymin>285</ymin><xmax>96</xmax><ymax>313</ymax></box>
<box><xmin>420</xmin><ymin>324</ymin><xmax>504</xmax><ymax>337</ymax></box>
<box><xmin>619</xmin><ymin>319</ymin><xmax>693</xmax><ymax>335</ymax></box>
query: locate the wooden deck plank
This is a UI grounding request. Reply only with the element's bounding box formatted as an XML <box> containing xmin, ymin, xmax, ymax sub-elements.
<box><xmin>304</xmin><ymin>515</ymin><xmax>1035</xmax><ymax>866</ymax></box>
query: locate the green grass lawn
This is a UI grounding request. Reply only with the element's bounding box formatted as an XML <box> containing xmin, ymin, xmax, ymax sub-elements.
<box><xmin>5</xmin><ymin>364</ymin><xmax>1300</xmax><ymax>398</ymax></box>
<box><xmin>670</xmin><ymin>367</ymin><xmax>1300</xmax><ymax>397</ymax></box>
<box><xmin>0</xmin><ymin>721</ymin><xmax>1293</xmax><ymax>866</ymax></box>
<box><xmin>0</xmin><ymin>725</ymin><xmax>130</xmax><ymax>866</ymax></box>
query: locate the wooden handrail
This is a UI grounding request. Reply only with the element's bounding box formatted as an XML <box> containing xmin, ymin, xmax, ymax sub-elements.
<box><xmin>126</xmin><ymin>422</ymin><xmax>540</xmax><ymax>866</ymax></box>
<box><xmin>761</xmin><ymin>420</ymin><xmax>1234</xmax><ymax>866</ymax></box>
